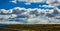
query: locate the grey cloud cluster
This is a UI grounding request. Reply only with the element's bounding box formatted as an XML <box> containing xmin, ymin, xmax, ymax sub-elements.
<box><xmin>11</xmin><ymin>0</ymin><xmax>60</xmax><ymax>4</ymax></box>
<box><xmin>0</xmin><ymin>7</ymin><xmax>60</xmax><ymax>24</ymax></box>
<box><xmin>8</xmin><ymin>0</ymin><xmax>60</xmax><ymax>24</ymax></box>
<box><xmin>0</xmin><ymin>7</ymin><xmax>45</xmax><ymax>24</ymax></box>
<box><xmin>11</xmin><ymin>0</ymin><xmax>44</xmax><ymax>3</ymax></box>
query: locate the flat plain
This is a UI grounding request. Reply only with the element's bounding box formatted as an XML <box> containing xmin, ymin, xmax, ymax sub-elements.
<box><xmin>0</xmin><ymin>24</ymin><xmax>60</xmax><ymax>31</ymax></box>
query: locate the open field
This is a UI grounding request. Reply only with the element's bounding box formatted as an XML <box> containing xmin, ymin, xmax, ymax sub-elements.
<box><xmin>0</xmin><ymin>24</ymin><xmax>60</xmax><ymax>31</ymax></box>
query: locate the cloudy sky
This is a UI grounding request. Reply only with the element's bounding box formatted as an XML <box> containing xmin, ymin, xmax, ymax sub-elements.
<box><xmin>0</xmin><ymin>0</ymin><xmax>60</xmax><ymax>24</ymax></box>
<box><xmin>0</xmin><ymin>0</ymin><xmax>54</xmax><ymax>9</ymax></box>
<box><xmin>0</xmin><ymin>0</ymin><xmax>60</xmax><ymax>9</ymax></box>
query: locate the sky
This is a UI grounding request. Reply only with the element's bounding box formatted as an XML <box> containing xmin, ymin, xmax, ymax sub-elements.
<box><xmin>0</xmin><ymin>0</ymin><xmax>60</xmax><ymax>25</ymax></box>
<box><xmin>0</xmin><ymin>0</ymin><xmax>55</xmax><ymax>10</ymax></box>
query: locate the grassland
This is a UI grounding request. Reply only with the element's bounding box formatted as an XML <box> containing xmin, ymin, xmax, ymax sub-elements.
<box><xmin>0</xmin><ymin>24</ymin><xmax>60</xmax><ymax>31</ymax></box>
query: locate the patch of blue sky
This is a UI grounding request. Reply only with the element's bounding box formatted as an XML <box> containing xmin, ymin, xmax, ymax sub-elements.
<box><xmin>8</xmin><ymin>18</ymin><xmax>28</xmax><ymax>24</ymax></box>
<box><xmin>57</xmin><ymin>6</ymin><xmax>60</xmax><ymax>9</ymax></box>
<box><xmin>0</xmin><ymin>24</ymin><xmax>9</xmax><ymax>26</ymax></box>
<box><xmin>15</xmin><ymin>20</ymin><xmax>27</xmax><ymax>24</ymax></box>
<box><xmin>0</xmin><ymin>0</ymin><xmax>54</xmax><ymax>10</ymax></box>
<box><xmin>0</xmin><ymin>0</ymin><xmax>17</xmax><ymax>10</ymax></box>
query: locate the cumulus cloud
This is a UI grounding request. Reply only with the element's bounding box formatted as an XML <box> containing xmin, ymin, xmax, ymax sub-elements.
<box><xmin>0</xmin><ymin>21</ymin><xmax>24</xmax><ymax>24</ymax></box>
<box><xmin>11</xmin><ymin>0</ymin><xmax>60</xmax><ymax>4</ymax></box>
<box><xmin>10</xmin><ymin>0</ymin><xmax>60</xmax><ymax>7</ymax></box>
<box><xmin>46</xmin><ymin>0</ymin><xmax>60</xmax><ymax>6</ymax></box>
<box><xmin>46</xmin><ymin>0</ymin><xmax>60</xmax><ymax>4</ymax></box>
<box><xmin>24</xmin><ymin>3</ymin><xmax>31</xmax><ymax>5</ymax></box>
<box><xmin>27</xmin><ymin>17</ymin><xmax>48</xmax><ymax>24</ymax></box>
<box><xmin>0</xmin><ymin>7</ymin><xmax>43</xmax><ymax>24</ymax></box>
<box><xmin>0</xmin><ymin>7</ymin><xmax>60</xmax><ymax>24</ymax></box>
<box><xmin>17</xmin><ymin>0</ymin><xmax>44</xmax><ymax>2</ymax></box>
<box><xmin>10</xmin><ymin>0</ymin><xmax>45</xmax><ymax>4</ymax></box>
<box><xmin>10</xmin><ymin>0</ymin><xmax>17</xmax><ymax>3</ymax></box>
<box><xmin>1</xmin><ymin>0</ymin><xmax>60</xmax><ymax>24</ymax></box>
<box><xmin>40</xmin><ymin>5</ymin><xmax>55</xmax><ymax>8</ymax></box>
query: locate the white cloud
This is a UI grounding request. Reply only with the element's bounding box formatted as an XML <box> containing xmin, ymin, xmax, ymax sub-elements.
<box><xmin>42</xmin><ymin>5</ymin><xmax>54</xmax><ymax>8</ymax></box>
<box><xmin>46</xmin><ymin>0</ymin><xmax>54</xmax><ymax>4</ymax></box>
<box><xmin>13</xmin><ymin>7</ymin><xmax>26</xmax><ymax>10</ymax></box>
<box><xmin>46</xmin><ymin>0</ymin><xmax>60</xmax><ymax>4</ymax></box>
<box><xmin>25</xmin><ymin>3</ymin><xmax>31</xmax><ymax>5</ymax></box>
<box><xmin>10</xmin><ymin>14</ymin><xmax>17</xmax><ymax>18</ymax></box>
<box><xmin>0</xmin><ymin>21</ymin><xmax>24</xmax><ymax>24</ymax></box>
<box><xmin>0</xmin><ymin>14</ymin><xmax>17</xmax><ymax>19</ymax></box>
<box><xmin>0</xmin><ymin>9</ymin><xmax>8</xmax><ymax>14</ymax></box>
<box><xmin>0</xmin><ymin>9</ymin><xmax>13</xmax><ymax>14</ymax></box>
<box><xmin>1</xmin><ymin>0</ymin><xmax>60</xmax><ymax>25</ymax></box>
<box><xmin>11</xmin><ymin>0</ymin><xmax>45</xmax><ymax>4</ymax></box>
<box><xmin>0</xmin><ymin>15</ymin><xmax>11</xmax><ymax>19</ymax></box>
<box><xmin>18</xmin><ymin>0</ymin><xmax>44</xmax><ymax>3</ymax></box>
<box><xmin>46</xmin><ymin>0</ymin><xmax>60</xmax><ymax>6</ymax></box>
<box><xmin>27</xmin><ymin>18</ymin><xmax>48</xmax><ymax>24</ymax></box>
<box><xmin>10</xmin><ymin>0</ymin><xmax>17</xmax><ymax>3</ymax></box>
<box><xmin>8</xmin><ymin>9</ymin><xmax>13</xmax><ymax>13</ymax></box>
<box><xmin>10</xmin><ymin>0</ymin><xmax>60</xmax><ymax>7</ymax></box>
<box><xmin>0</xmin><ymin>7</ymin><xmax>60</xmax><ymax>24</ymax></box>
<box><xmin>39</xmin><ymin>5</ymin><xmax>55</xmax><ymax>8</ymax></box>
